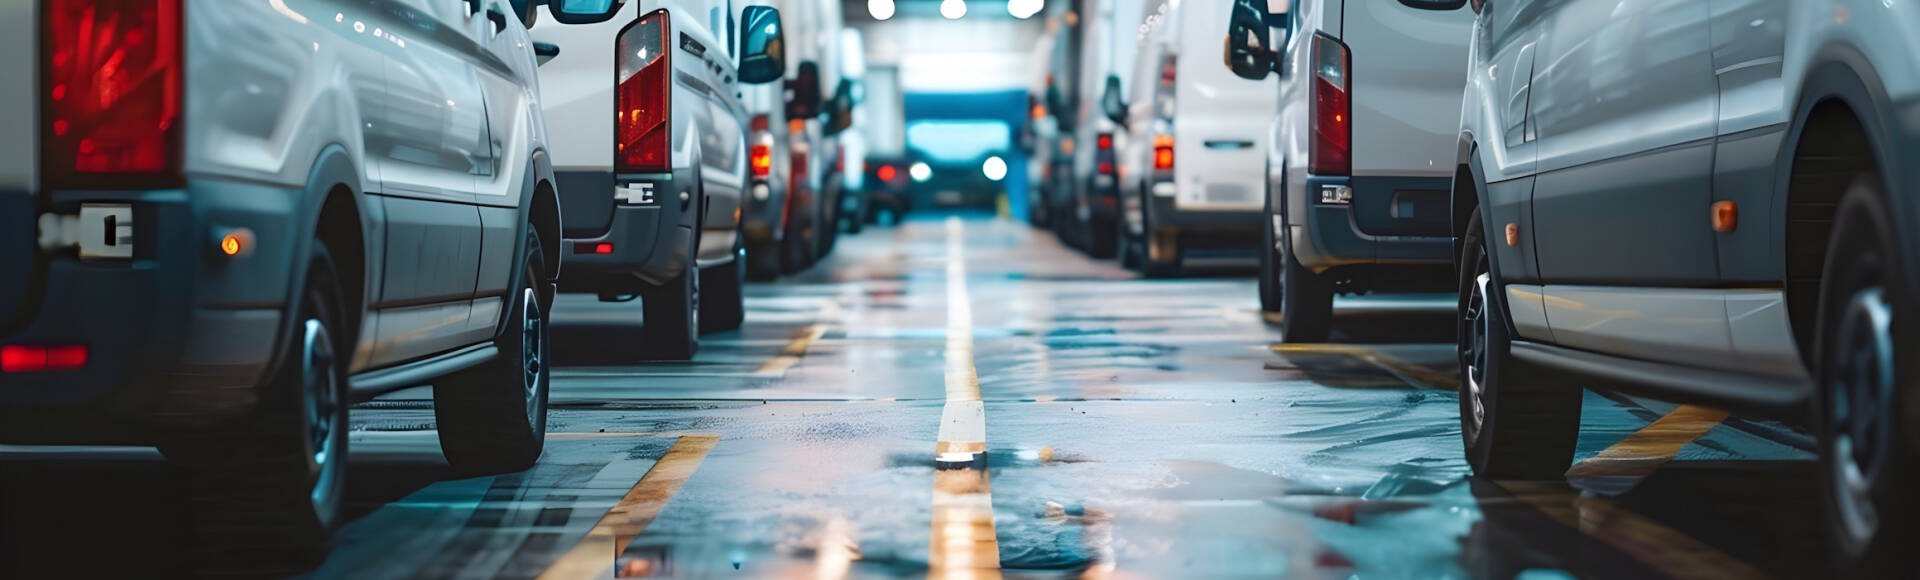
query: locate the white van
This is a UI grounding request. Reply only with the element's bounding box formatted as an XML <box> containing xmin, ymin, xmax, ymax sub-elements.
<box><xmin>1109</xmin><ymin>0</ymin><xmax>1278</xmax><ymax>276</ymax></box>
<box><xmin>534</xmin><ymin>0</ymin><xmax>786</xmax><ymax>358</ymax></box>
<box><xmin>1226</xmin><ymin>0</ymin><xmax>1473</xmax><ymax>342</ymax></box>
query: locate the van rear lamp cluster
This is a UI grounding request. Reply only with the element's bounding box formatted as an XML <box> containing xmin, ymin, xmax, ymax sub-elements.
<box><xmin>1153</xmin><ymin>135</ymin><xmax>1175</xmax><ymax>171</ymax></box>
<box><xmin>44</xmin><ymin>0</ymin><xmax>184</xmax><ymax>189</ymax></box>
<box><xmin>1309</xmin><ymin>33</ymin><xmax>1352</xmax><ymax>177</ymax></box>
<box><xmin>615</xmin><ymin>10</ymin><xmax>672</xmax><ymax>174</ymax></box>
<box><xmin>2</xmin><ymin>345</ymin><xmax>89</xmax><ymax>373</ymax></box>
<box><xmin>575</xmin><ymin>243</ymin><xmax>615</xmax><ymax>255</ymax></box>
<box><xmin>1318</xmin><ymin>184</ymin><xmax>1352</xmax><ymax>205</ymax></box>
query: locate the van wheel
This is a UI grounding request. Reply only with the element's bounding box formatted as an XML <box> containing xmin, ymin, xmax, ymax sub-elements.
<box><xmin>1458</xmin><ymin>212</ymin><xmax>1580</xmax><ymax>479</ymax></box>
<box><xmin>781</xmin><ymin>202</ymin><xmax>814</xmax><ymax>275</ymax></box>
<box><xmin>1814</xmin><ymin>176</ymin><xmax>1917</xmax><ymax>577</ymax></box>
<box><xmin>170</xmin><ymin>243</ymin><xmax>349</xmax><ymax>571</ymax></box>
<box><xmin>640</xmin><ymin>227</ymin><xmax>701</xmax><ymax>360</ymax></box>
<box><xmin>1259</xmin><ymin>196</ymin><xmax>1283</xmax><ymax>313</ymax></box>
<box><xmin>434</xmin><ymin>227</ymin><xmax>550</xmax><ymax>475</ymax></box>
<box><xmin>1277</xmin><ymin>225</ymin><xmax>1333</xmax><ymax>342</ymax></box>
<box><xmin>700</xmin><ymin>231</ymin><xmax>747</xmax><ymax>333</ymax></box>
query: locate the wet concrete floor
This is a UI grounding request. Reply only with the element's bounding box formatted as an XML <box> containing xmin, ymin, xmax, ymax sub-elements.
<box><xmin>2</xmin><ymin>214</ymin><xmax>1824</xmax><ymax>578</ymax></box>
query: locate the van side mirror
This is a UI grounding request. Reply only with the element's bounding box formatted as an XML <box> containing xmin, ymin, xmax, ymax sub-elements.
<box><xmin>787</xmin><ymin>61</ymin><xmax>824</xmax><ymax>119</ymax></box>
<box><xmin>738</xmin><ymin>6</ymin><xmax>786</xmax><ymax>85</ymax></box>
<box><xmin>1100</xmin><ymin>75</ymin><xmax>1127</xmax><ymax>127</ymax></box>
<box><xmin>533</xmin><ymin>42</ymin><xmax>560</xmax><ymax>66</ymax></box>
<box><xmin>824</xmin><ymin>80</ymin><xmax>856</xmax><ymax>136</ymax></box>
<box><xmin>549</xmin><ymin>0</ymin><xmax>626</xmax><ymax>24</ymax></box>
<box><xmin>1225</xmin><ymin>0</ymin><xmax>1281</xmax><ymax>80</ymax></box>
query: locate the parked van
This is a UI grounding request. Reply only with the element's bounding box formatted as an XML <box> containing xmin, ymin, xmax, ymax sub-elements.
<box><xmin>1</xmin><ymin>0</ymin><xmax>561</xmax><ymax>558</ymax></box>
<box><xmin>770</xmin><ymin>0</ymin><xmax>854</xmax><ymax>272</ymax></box>
<box><xmin>1226</xmin><ymin>0</ymin><xmax>1473</xmax><ymax>342</ymax></box>
<box><xmin>1453</xmin><ymin>0</ymin><xmax>1920</xmax><ymax>572</ymax></box>
<box><xmin>534</xmin><ymin>0</ymin><xmax>787</xmax><ymax>358</ymax></box>
<box><xmin>1110</xmin><ymin>0</ymin><xmax>1277</xmax><ymax>276</ymax></box>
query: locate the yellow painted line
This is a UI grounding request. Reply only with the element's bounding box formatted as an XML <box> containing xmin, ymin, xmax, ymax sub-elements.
<box><xmin>1566</xmin><ymin>405</ymin><xmax>1729</xmax><ymax>479</ymax></box>
<box><xmin>1271</xmin><ymin>343</ymin><xmax>1460</xmax><ymax>390</ymax></box>
<box><xmin>1498</xmin><ymin>481</ymin><xmax>1769</xmax><ymax>579</ymax></box>
<box><xmin>538</xmin><ymin>434</ymin><xmax>719</xmax><ymax>580</ymax></box>
<box><xmin>929</xmin><ymin>217</ymin><xmax>1002</xmax><ymax>578</ymax></box>
<box><xmin>754</xmin><ymin>324</ymin><xmax>828</xmax><ymax>377</ymax></box>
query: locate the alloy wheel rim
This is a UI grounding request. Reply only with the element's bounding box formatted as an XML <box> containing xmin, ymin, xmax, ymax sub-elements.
<box><xmin>302</xmin><ymin>318</ymin><xmax>341</xmax><ymax>516</ymax></box>
<box><xmin>521</xmin><ymin>287</ymin><xmax>544</xmax><ymax>424</ymax></box>
<box><xmin>1829</xmin><ymin>286</ymin><xmax>1894</xmax><ymax>544</ymax></box>
<box><xmin>1463</xmin><ymin>264</ymin><xmax>1491</xmax><ymax>445</ymax></box>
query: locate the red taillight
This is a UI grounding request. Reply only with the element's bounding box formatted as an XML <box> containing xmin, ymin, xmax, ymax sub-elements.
<box><xmin>750</xmin><ymin>142</ymin><xmax>773</xmax><ymax>179</ymax></box>
<box><xmin>1098</xmin><ymin>161</ymin><xmax>1115</xmax><ymax>175</ymax></box>
<box><xmin>595</xmin><ymin>243</ymin><xmax>614</xmax><ymax>255</ymax></box>
<box><xmin>44</xmin><ymin>0</ymin><xmax>184</xmax><ymax>188</ymax></box>
<box><xmin>1097</xmin><ymin>133</ymin><xmax>1114</xmax><ymax>150</ymax></box>
<box><xmin>1153</xmin><ymin>135</ymin><xmax>1174</xmax><ymax>171</ymax></box>
<box><xmin>1</xmin><ymin>345</ymin><xmax>88</xmax><ymax>373</ymax></box>
<box><xmin>878</xmin><ymin>164</ymin><xmax>897</xmax><ymax>182</ymax></box>
<box><xmin>616</xmin><ymin>10</ymin><xmax>672</xmax><ymax>174</ymax></box>
<box><xmin>749</xmin><ymin>114</ymin><xmax>770</xmax><ymax>133</ymax></box>
<box><xmin>1309</xmin><ymin>33</ymin><xmax>1352</xmax><ymax>177</ymax></box>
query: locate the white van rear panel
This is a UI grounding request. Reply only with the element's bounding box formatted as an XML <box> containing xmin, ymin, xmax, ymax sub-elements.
<box><xmin>1341</xmin><ymin>0</ymin><xmax>1475</xmax><ymax>178</ymax></box>
<box><xmin>1173</xmin><ymin>1</ymin><xmax>1277</xmax><ymax>210</ymax></box>
<box><xmin>0</xmin><ymin>0</ymin><xmax>35</xmax><ymax>191</ymax></box>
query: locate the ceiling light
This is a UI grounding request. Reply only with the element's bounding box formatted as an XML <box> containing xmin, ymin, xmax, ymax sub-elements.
<box><xmin>868</xmin><ymin>0</ymin><xmax>895</xmax><ymax>21</ymax></box>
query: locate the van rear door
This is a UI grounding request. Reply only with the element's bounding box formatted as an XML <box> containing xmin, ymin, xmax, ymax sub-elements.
<box><xmin>1172</xmin><ymin>1</ymin><xmax>1276</xmax><ymax>210</ymax></box>
<box><xmin>1341</xmin><ymin>0</ymin><xmax>1474</xmax><ymax>179</ymax></box>
<box><xmin>0</xmin><ymin>0</ymin><xmax>37</xmax><ymax>330</ymax></box>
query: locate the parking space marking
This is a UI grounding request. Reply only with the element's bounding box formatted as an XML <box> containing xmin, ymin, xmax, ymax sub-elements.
<box><xmin>755</xmin><ymin>324</ymin><xmax>829</xmax><ymax>377</ymax></box>
<box><xmin>538</xmin><ymin>434</ymin><xmax>718</xmax><ymax>580</ymax></box>
<box><xmin>1566</xmin><ymin>405</ymin><xmax>1729</xmax><ymax>481</ymax></box>
<box><xmin>1498</xmin><ymin>481</ymin><xmax>1768</xmax><ymax>579</ymax></box>
<box><xmin>930</xmin><ymin>217</ymin><xmax>1002</xmax><ymax>578</ymax></box>
<box><xmin>1271</xmin><ymin>343</ymin><xmax>1459</xmax><ymax>390</ymax></box>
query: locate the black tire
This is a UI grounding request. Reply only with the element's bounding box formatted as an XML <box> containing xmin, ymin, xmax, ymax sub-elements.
<box><xmin>1812</xmin><ymin>175</ymin><xmax>1917</xmax><ymax>577</ymax></box>
<box><xmin>781</xmin><ymin>198</ymin><xmax>815</xmax><ymax>275</ymax></box>
<box><xmin>1277</xmin><ymin>226</ymin><xmax>1333</xmax><ymax>343</ymax></box>
<box><xmin>1258</xmin><ymin>195</ymin><xmax>1283</xmax><ymax>313</ymax></box>
<box><xmin>816</xmin><ymin>179</ymin><xmax>840</xmax><ymax>259</ymax></box>
<box><xmin>640</xmin><ymin>226</ymin><xmax>701</xmax><ymax>360</ymax></box>
<box><xmin>1088</xmin><ymin>213</ymin><xmax>1118</xmax><ymax>259</ymax></box>
<box><xmin>1458</xmin><ymin>212</ymin><xmax>1581</xmax><ymax>480</ymax></box>
<box><xmin>746</xmin><ymin>237</ymin><xmax>780</xmax><ymax>282</ymax></box>
<box><xmin>700</xmin><ymin>229</ymin><xmax>747</xmax><ymax>333</ymax></box>
<box><xmin>170</xmin><ymin>243</ymin><xmax>350</xmax><ymax>571</ymax></box>
<box><xmin>434</xmin><ymin>226</ymin><xmax>551</xmax><ymax>475</ymax></box>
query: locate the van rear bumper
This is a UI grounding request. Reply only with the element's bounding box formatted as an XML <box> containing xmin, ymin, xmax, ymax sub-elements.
<box><xmin>1</xmin><ymin>178</ymin><xmax>304</xmax><ymax>445</ymax></box>
<box><xmin>1291</xmin><ymin>174</ymin><xmax>1453</xmax><ymax>272</ymax></box>
<box><xmin>558</xmin><ymin>168</ymin><xmax>699</xmax><ymax>292</ymax></box>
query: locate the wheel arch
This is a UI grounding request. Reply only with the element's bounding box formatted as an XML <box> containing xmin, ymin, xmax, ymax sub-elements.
<box><xmin>1777</xmin><ymin>46</ymin><xmax>1908</xmax><ymax>362</ymax></box>
<box><xmin>283</xmin><ymin>145</ymin><xmax>371</xmax><ymax>379</ymax></box>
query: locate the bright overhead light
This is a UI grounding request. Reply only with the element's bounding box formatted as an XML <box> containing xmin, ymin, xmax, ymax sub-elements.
<box><xmin>940</xmin><ymin>0</ymin><xmax>967</xmax><ymax>20</ymax></box>
<box><xmin>868</xmin><ymin>0</ymin><xmax>895</xmax><ymax>21</ymax></box>
<box><xmin>1008</xmin><ymin>0</ymin><xmax>1044</xmax><ymax>19</ymax></box>
<box><xmin>983</xmin><ymin>156</ymin><xmax>1008</xmax><ymax>182</ymax></box>
<box><xmin>910</xmin><ymin>162</ymin><xmax>934</xmax><ymax>182</ymax></box>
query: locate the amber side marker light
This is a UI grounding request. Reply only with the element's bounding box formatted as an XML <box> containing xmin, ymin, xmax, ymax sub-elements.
<box><xmin>1505</xmin><ymin>223</ymin><xmax>1519</xmax><ymax>247</ymax></box>
<box><xmin>217</xmin><ymin>228</ymin><xmax>256</xmax><ymax>258</ymax></box>
<box><xmin>1712</xmin><ymin>201</ymin><xmax>1738</xmax><ymax>232</ymax></box>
